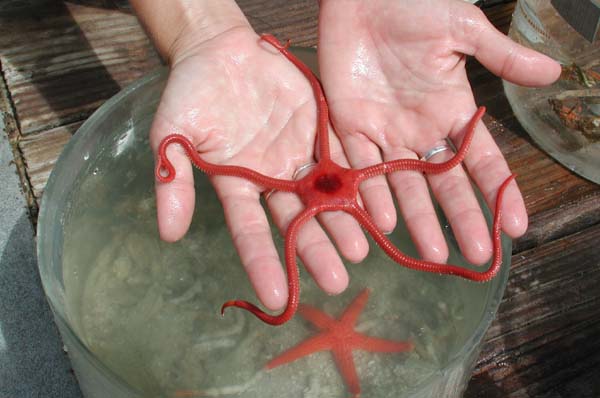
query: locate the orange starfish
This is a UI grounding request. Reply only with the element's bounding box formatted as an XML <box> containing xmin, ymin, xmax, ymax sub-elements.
<box><xmin>266</xmin><ymin>289</ymin><xmax>413</xmax><ymax>397</ymax></box>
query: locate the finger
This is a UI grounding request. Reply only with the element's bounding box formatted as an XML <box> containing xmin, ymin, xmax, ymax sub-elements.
<box><xmin>334</xmin><ymin>129</ymin><xmax>397</xmax><ymax>234</ymax></box>
<box><xmin>150</xmin><ymin>119</ymin><xmax>196</xmax><ymax>243</ymax></box>
<box><xmin>424</xmin><ymin>143</ymin><xmax>493</xmax><ymax>265</ymax></box>
<box><xmin>213</xmin><ymin>177</ymin><xmax>288</xmax><ymax>311</ymax></box>
<box><xmin>450</xmin><ymin>111</ymin><xmax>528</xmax><ymax>239</ymax></box>
<box><xmin>453</xmin><ymin>3</ymin><xmax>561</xmax><ymax>86</ymax></box>
<box><xmin>317</xmin><ymin>208</ymin><xmax>370</xmax><ymax>264</ymax></box>
<box><xmin>266</xmin><ymin>191</ymin><xmax>350</xmax><ymax>295</ymax></box>
<box><xmin>319</xmin><ymin>129</ymin><xmax>371</xmax><ymax>263</ymax></box>
<box><xmin>383</xmin><ymin>148</ymin><xmax>449</xmax><ymax>263</ymax></box>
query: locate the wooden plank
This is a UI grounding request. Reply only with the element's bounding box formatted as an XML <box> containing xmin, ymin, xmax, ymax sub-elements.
<box><xmin>0</xmin><ymin>0</ymin><xmax>53</xmax><ymax>13</ymax></box>
<box><xmin>466</xmin><ymin>223</ymin><xmax>600</xmax><ymax>397</ymax></box>
<box><xmin>0</xmin><ymin>2</ymin><xmax>161</xmax><ymax>135</ymax></box>
<box><xmin>239</xmin><ymin>0</ymin><xmax>515</xmax><ymax>46</ymax></box>
<box><xmin>18</xmin><ymin>122</ymin><xmax>80</xmax><ymax>201</ymax></box>
<box><xmin>238</xmin><ymin>0</ymin><xmax>319</xmax><ymax>46</ymax></box>
<box><xmin>0</xmin><ymin>50</ymin><xmax>37</xmax><ymax>214</ymax></box>
<box><xmin>484</xmin><ymin>2</ymin><xmax>517</xmax><ymax>33</ymax></box>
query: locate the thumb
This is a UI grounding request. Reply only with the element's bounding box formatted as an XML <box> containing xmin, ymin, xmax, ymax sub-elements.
<box><xmin>454</xmin><ymin>3</ymin><xmax>561</xmax><ymax>87</ymax></box>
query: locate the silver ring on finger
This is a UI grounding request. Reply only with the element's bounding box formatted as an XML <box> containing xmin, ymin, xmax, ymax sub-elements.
<box><xmin>420</xmin><ymin>141</ymin><xmax>455</xmax><ymax>162</ymax></box>
<box><xmin>292</xmin><ymin>162</ymin><xmax>317</xmax><ymax>180</ymax></box>
<box><xmin>263</xmin><ymin>162</ymin><xmax>317</xmax><ymax>202</ymax></box>
<box><xmin>262</xmin><ymin>189</ymin><xmax>275</xmax><ymax>202</ymax></box>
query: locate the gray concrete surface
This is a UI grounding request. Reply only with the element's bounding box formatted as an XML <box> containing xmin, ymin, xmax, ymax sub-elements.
<box><xmin>0</xmin><ymin>118</ymin><xmax>82</xmax><ymax>397</ymax></box>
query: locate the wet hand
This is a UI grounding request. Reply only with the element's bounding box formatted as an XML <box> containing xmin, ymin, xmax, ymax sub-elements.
<box><xmin>317</xmin><ymin>0</ymin><xmax>561</xmax><ymax>264</ymax></box>
<box><xmin>150</xmin><ymin>27</ymin><xmax>367</xmax><ymax>311</ymax></box>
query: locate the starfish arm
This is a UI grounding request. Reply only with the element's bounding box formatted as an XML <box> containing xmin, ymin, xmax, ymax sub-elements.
<box><xmin>332</xmin><ymin>346</ymin><xmax>361</xmax><ymax>397</ymax></box>
<box><xmin>221</xmin><ymin>207</ymin><xmax>320</xmax><ymax>325</ymax></box>
<box><xmin>347</xmin><ymin>172</ymin><xmax>513</xmax><ymax>282</ymax></box>
<box><xmin>265</xmin><ymin>334</ymin><xmax>333</xmax><ymax>369</ymax></box>
<box><xmin>351</xmin><ymin>334</ymin><xmax>413</xmax><ymax>353</ymax></box>
<box><xmin>340</xmin><ymin>288</ymin><xmax>370</xmax><ymax>325</ymax></box>
<box><xmin>260</xmin><ymin>34</ymin><xmax>332</xmax><ymax>163</ymax></box>
<box><xmin>156</xmin><ymin>134</ymin><xmax>298</xmax><ymax>192</ymax></box>
<box><xmin>298</xmin><ymin>304</ymin><xmax>337</xmax><ymax>330</ymax></box>
<box><xmin>357</xmin><ymin>107</ymin><xmax>485</xmax><ymax>181</ymax></box>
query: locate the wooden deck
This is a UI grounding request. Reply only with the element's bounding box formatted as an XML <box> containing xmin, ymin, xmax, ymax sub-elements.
<box><xmin>1</xmin><ymin>1</ymin><xmax>599</xmax><ymax>396</ymax></box>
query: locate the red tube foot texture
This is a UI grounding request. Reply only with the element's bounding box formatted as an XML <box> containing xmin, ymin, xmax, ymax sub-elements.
<box><xmin>156</xmin><ymin>34</ymin><xmax>514</xmax><ymax>326</ymax></box>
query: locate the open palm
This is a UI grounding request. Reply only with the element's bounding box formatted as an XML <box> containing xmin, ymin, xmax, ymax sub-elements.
<box><xmin>151</xmin><ymin>27</ymin><xmax>367</xmax><ymax>310</ymax></box>
<box><xmin>318</xmin><ymin>0</ymin><xmax>561</xmax><ymax>264</ymax></box>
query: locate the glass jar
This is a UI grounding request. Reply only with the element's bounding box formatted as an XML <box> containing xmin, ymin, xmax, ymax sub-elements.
<box><xmin>504</xmin><ymin>0</ymin><xmax>600</xmax><ymax>184</ymax></box>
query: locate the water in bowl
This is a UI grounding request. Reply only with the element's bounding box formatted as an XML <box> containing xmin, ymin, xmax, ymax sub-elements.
<box><xmin>61</xmin><ymin>117</ymin><xmax>501</xmax><ymax>398</ymax></box>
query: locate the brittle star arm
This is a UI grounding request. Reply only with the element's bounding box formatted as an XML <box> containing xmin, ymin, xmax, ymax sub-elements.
<box><xmin>221</xmin><ymin>206</ymin><xmax>322</xmax><ymax>325</ymax></box>
<box><xmin>346</xmin><ymin>173</ymin><xmax>515</xmax><ymax>282</ymax></box>
<box><xmin>259</xmin><ymin>34</ymin><xmax>332</xmax><ymax>162</ymax></box>
<box><xmin>358</xmin><ymin>106</ymin><xmax>485</xmax><ymax>179</ymax></box>
<box><xmin>156</xmin><ymin>134</ymin><xmax>298</xmax><ymax>193</ymax></box>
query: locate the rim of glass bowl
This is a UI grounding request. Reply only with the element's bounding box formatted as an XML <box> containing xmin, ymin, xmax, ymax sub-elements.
<box><xmin>37</xmin><ymin>52</ymin><xmax>510</xmax><ymax>397</ymax></box>
<box><xmin>38</xmin><ymin>68</ymin><xmax>167</xmax><ymax>396</ymax></box>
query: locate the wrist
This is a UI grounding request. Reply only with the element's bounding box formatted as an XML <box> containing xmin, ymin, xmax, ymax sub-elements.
<box><xmin>131</xmin><ymin>0</ymin><xmax>252</xmax><ymax>65</ymax></box>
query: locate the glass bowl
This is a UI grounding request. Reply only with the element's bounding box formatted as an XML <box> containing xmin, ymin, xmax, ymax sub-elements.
<box><xmin>37</xmin><ymin>48</ymin><xmax>510</xmax><ymax>398</ymax></box>
<box><xmin>504</xmin><ymin>0</ymin><xmax>600</xmax><ymax>185</ymax></box>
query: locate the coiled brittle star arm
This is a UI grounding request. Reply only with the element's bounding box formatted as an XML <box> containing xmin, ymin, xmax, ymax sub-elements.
<box><xmin>156</xmin><ymin>135</ymin><xmax>298</xmax><ymax>193</ymax></box>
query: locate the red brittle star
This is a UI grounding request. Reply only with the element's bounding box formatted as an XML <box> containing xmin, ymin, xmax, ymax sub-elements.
<box><xmin>266</xmin><ymin>288</ymin><xmax>413</xmax><ymax>397</ymax></box>
<box><xmin>156</xmin><ymin>34</ymin><xmax>516</xmax><ymax>326</ymax></box>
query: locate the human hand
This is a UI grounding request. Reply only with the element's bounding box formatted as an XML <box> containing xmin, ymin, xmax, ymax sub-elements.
<box><xmin>317</xmin><ymin>0</ymin><xmax>561</xmax><ymax>264</ymax></box>
<box><xmin>148</xmin><ymin>26</ymin><xmax>369</xmax><ymax>311</ymax></box>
